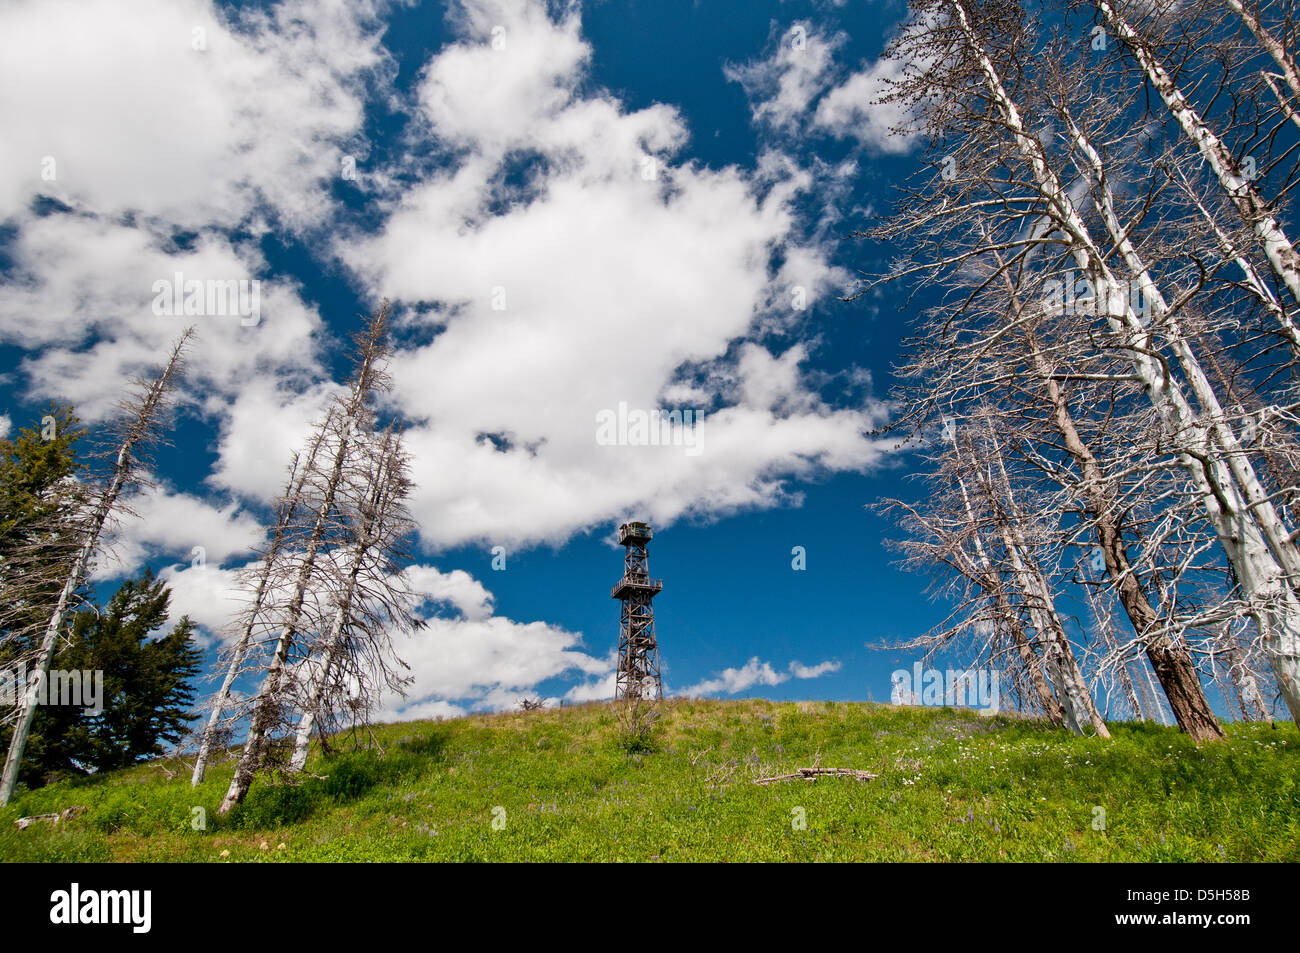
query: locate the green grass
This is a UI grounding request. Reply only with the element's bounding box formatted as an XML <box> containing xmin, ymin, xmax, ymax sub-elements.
<box><xmin>1</xmin><ymin>699</ymin><xmax>1296</xmax><ymax>862</ymax></box>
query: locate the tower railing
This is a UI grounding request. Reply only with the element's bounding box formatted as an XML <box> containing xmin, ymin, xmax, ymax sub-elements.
<box><xmin>610</xmin><ymin>574</ymin><xmax>664</xmax><ymax>599</ymax></box>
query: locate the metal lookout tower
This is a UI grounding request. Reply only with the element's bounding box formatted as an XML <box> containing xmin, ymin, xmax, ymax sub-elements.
<box><xmin>611</xmin><ymin>521</ymin><xmax>663</xmax><ymax>700</ymax></box>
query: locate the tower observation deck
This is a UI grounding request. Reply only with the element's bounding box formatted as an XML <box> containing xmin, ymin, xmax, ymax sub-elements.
<box><xmin>612</xmin><ymin>521</ymin><xmax>662</xmax><ymax>701</ymax></box>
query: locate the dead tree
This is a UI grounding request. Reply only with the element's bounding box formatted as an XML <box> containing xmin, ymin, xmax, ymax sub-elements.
<box><xmin>858</xmin><ymin>0</ymin><xmax>1291</xmax><ymax>732</ymax></box>
<box><xmin>0</xmin><ymin>330</ymin><xmax>193</xmax><ymax>806</ymax></box>
<box><xmin>191</xmin><ymin>434</ymin><xmax>326</xmax><ymax>786</ymax></box>
<box><xmin>877</xmin><ymin>426</ymin><xmax>1077</xmax><ymax>728</ymax></box>
<box><xmin>287</xmin><ymin>424</ymin><xmax>423</xmax><ymax>772</ymax></box>
<box><xmin>219</xmin><ymin>305</ymin><xmax>394</xmax><ymax>814</ymax></box>
<box><xmin>1091</xmin><ymin>0</ymin><xmax>1300</xmax><ymax>304</ymax></box>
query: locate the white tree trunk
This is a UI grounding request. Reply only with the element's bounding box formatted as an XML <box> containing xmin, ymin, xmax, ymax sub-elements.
<box><xmin>1096</xmin><ymin>0</ymin><xmax>1300</xmax><ymax>304</ymax></box>
<box><xmin>983</xmin><ymin>443</ymin><xmax>1110</xmax><ymax>737</ymax></box>
<box><xmin>192</xmin><ymin>440</ymin><xmax>325</xmax><ymax>786</ymax></box>
<box><xmin>1224</xmin><ymin>0</ymin><xmax>1300</xmax><ymax>131</ymax></box>
<box><xmin>1172</xmin><ymin>165</ymin><xmax>1298</xmax><ymax>355</ymax></box>
<box><xmin>950</xmin><ymin>451</ymin><xmax>1065</xmax><ymax>724</ymax></box>
<box><xmin>0</xmin><ymin>335</ymin><xmax>189</xmax><ymax>806</ymax></box>
<box><xmin>1068</xmin><ymin>115</ymin><xmax>1300</xmax><ymax>723</ymax></box>
<box><xmin>946</xmin><ymin>0</ymin><xmax>1300</xmax><ymax>725</ymax></box>
<box><xmin>288</xmin><ymin>604</ymin><xmax>348</xmax><ymax>772</ymax></box>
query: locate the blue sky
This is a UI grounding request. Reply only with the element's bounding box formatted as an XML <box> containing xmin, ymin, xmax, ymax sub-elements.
<box><xmin>0</xmin><ymin>0</ymin><xmax>972</xmax><ymax>720</ymax></box>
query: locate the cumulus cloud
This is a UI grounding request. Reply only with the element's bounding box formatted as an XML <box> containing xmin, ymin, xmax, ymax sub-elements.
<box><xmin>405</xmin><ymin>565</ymin><xmax>494</xmax><ymax>621</ymax></box>
<box><xmin>563</xmin><ymin>672</ymin><xmax>618</xmax><ymax>704</ymax></box>
<box><xmin>724</xmin><ymin>22</ymin><xmax>846</xmax><ymax>133</ymax></box>
<box><xmin>726</xmin><ymin>17</ymin><xmax>919</xmax><ymax>155</ymax></box>
<box><xmin>0</xmin><ymin>0</ymin><xmax>381</xmax><ymax>479</ymax></box>
<box><xmin>341</xmin><ymin>0</ymin><xmax>890</xmax><ymax>551</ymax></box>
<box><xmin>157</xmin><ymin>563</ymin><xmax>248</xmax><ymax>648</ymax></box>
<box><xmin>813</xmin><ymin>56</ymin><xmax>917</xmax><ymax>154</ymax></box>
<box><xmin>0</xmin><ymin>213</ymin><xmax>326</xmax><ymax>423</ymax></box>
<box><xmin>377</xmin><ymin>613</ymin><xmax>612</xmax><ymax>720</ymax></box>
<box><xmin>679</xmin><ymin>656</ymin><xmax>841</xmax><ymax>697</ymax></box>
<box><xmin>0</xmin><ymin>0</ymin><xmax>386</xmax><ymax>228</ymax></box>
<box><xmin>96</xmin><ymin>478</ymin><xmax>263</xmax><ymax>581</ymax></box>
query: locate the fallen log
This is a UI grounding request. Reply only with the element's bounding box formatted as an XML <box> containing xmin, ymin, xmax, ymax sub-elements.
<box><xmin>753</xmin><ymin>767</ymin><xmax>879</xmax><ymax>785</ymax></box>
<box><xmin>13</xmin><ymin>806</ymin><xmax>87</xmax><ymax>829</ymax></box>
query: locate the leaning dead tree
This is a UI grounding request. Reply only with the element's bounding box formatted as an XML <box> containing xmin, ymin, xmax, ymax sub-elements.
<box><xmin>860</xmin><ymin>0</ymin><xmax>1300</xmax><ymax>736</ymax></box>
<box><xmin>217</xmin><ymin>303</ymin><xmax>421</xmax><ymax>814</ymax></box>
<box><xmin>287</xmin><ymin>424</ymin><xmax>423</xmax><ymax>772</ymax></box>
<box><xmin>877</xmin><ymin>413</ymin><xmax>1107</xmax><ymax>735</ymax></box>
<box><xmin>0</xmin><ymin>330</ymin><xmax>193</xmax><ymax>806</ymax></box>
<box><xmin>191</xmin><ymin>435</ymin><xmax>325</xmax><ymax>786</ymax></box>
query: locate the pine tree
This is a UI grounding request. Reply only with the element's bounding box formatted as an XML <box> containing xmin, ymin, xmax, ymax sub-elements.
<box><xmin>4</xmin><ymin>570</ymin><xmax>201</xmax><ymax>788</ymax></box>
<box><xmin>0</xmin><ymin>406</ymin><xmax>89</xmax><ymax>664</ymax></box>
<box><xmin>0</xmin><ymin>331</ymin><xmax>192</xmax><ymax>806</ymax></box>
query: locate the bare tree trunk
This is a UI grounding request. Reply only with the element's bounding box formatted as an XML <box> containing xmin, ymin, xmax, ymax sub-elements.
<box><xmin>0</xmin><ymin>331</ymin><xmax>192</xmax><ymax>806</ymax></box>
<box><xmin>288</xmin><ymin>604</ymin><xmax>346</xmax><ymax>772</ymax></box>
<box><xmin>985</xmin><ymin>216</ymin><xmax>1224</xmax><ymax>739</ymax></box>
<box><xmin>1171</xmin><ymin>164</ymin><xmax>1299</xmax><ymax>356</ymax></box>
<box><xmin>1027</xmin><ymin>333</ymin><xmax>1225</xmax><ymax>739</ymax></box>
<box><xmin>952</xmin><ymin>457</ymin><xmax>1066</xmax><ymax>725</ymax></box>
<box><xmin>979</xmin><ymin>437</ymin><xmax>1111</xmax><ymax>737</ymax></box>
<box><xmin>219</xmin><ymin>308</ymin><xmax>391</xmax><ymax>815</ymax></box>
<box><xmin>1095</xmin><ymin>0</ymin><xmax>1300</xmax><ymax>304</ymax></box>
<box><xmin>288</xmin><ymin>426</ymin><xmax>415</xmax><ymax>772</ymax></box>
<box><xmin>218</xmin><ymin>416</ymin><xmax>351</xmax><ymax>814</ymax></box>
<box><xmin>1224</xmin><ymin>0</ymin><xmax>1300</xmax><ymax>131</ymax></box>
<box><xmin>191</xmin><ymin>437</ymin><xmax>323</xmax><ymax>787</ymax></box>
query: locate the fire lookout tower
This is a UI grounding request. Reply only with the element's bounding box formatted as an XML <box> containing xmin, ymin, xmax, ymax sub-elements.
<box><xmin>611</xmin><ymin>521</ymin><xmax>663</xmax><ymax>700</ymax></box>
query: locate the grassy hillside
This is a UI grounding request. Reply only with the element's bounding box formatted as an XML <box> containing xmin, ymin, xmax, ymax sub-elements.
<box><xmin>1</xmin><ymin>699</ymin><xmax>1296</xmax><ymax>862</ymax></box>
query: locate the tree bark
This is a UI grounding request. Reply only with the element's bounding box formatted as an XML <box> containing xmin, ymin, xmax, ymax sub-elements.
<box><xmin>1095</xmin><ymin>0</ymin><xmax>1300</xmax><ymax>304</ymax></box>
<box><xmin>219</xmin><ymin>309</ymin><xmax>390</xmax><ymax>814</ymax></box>
<box><xmin>0</xmin><ymin>332</ymin><xmax>191</xmax><ymax>806</ymax></box>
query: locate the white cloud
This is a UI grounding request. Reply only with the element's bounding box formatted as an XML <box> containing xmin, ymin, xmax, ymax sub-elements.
<box><xmin>340</xmin><ymin>0</ymin><xmax>890</xmax><ymax>550</ymax></box>
<box><xmin>814</xmin><ymin>56</ymin><xmax>917</xmax><ymax>154</ymax></box>
<box><xmin>382</xmin><ymin>698</ymin><xmax>467</xmax><ymax>722</ymax></box>
<box><xmin>679</xmin><ymin>656</ymin><xmax>841</xmax><ymax>697</ymax></box>
<box><xmin>0</xmin><ymin>415</ymin><xmax>10</xmax><ymax>441</ymax></box>
<box><xmin>95</xmin><ymin>477</ymin><xmax>263</xmax><ymax>581</ymax></box>
<box><xmin>563</xmin><ymin>672</ymin><xmax>618</xmax><ymax>704</ymax></box>
<box><xmin>724</xmin><ymin>22</ymin><xmax>845</xmax><ymax>133</ymax></box>
<box><xmin>205</xmin><ymin>378</ymin><xmax>337</xmax><ymax>503</ymax></box>
<box><xmin>418</xmin><ymin>1</ymin><xmax>592</xmax><ymax>155</ymax></box>
<box><xmin>377</xmin><ymin>612</ymin><xmax>612</xmax><ymax>720</ymax></box>
<box><xmin>0</xmin><ymin>213</ymin><xmax>327</xmax><ymax>423</ymax></box>
<box><xmin>0</xmin><ymin>0</ymin><xmax>387</xmax><ymax>228</ymax></box>
<box><xmin>406</xmin><ymin>565</ymin><xmax>494</xmax><ymax>621</ymax></box>
<box><xmin>725</xmin><ymin>17</ymin><xmax>918</xmax><ymax>155</ymax></box>
<box><xmin>789</xmin><ymin>659</ymin><xmax>842</xmax><ymax>679</ymax></box>
<box><xmin>0</xmin><ymin>0</ymin><xmax>377</xmax><ymax>501</ymax></box>
<box><xmin>157</xmin><ymin>563</ymin><xmax>248</xmax><ymax>648</ymax></box>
